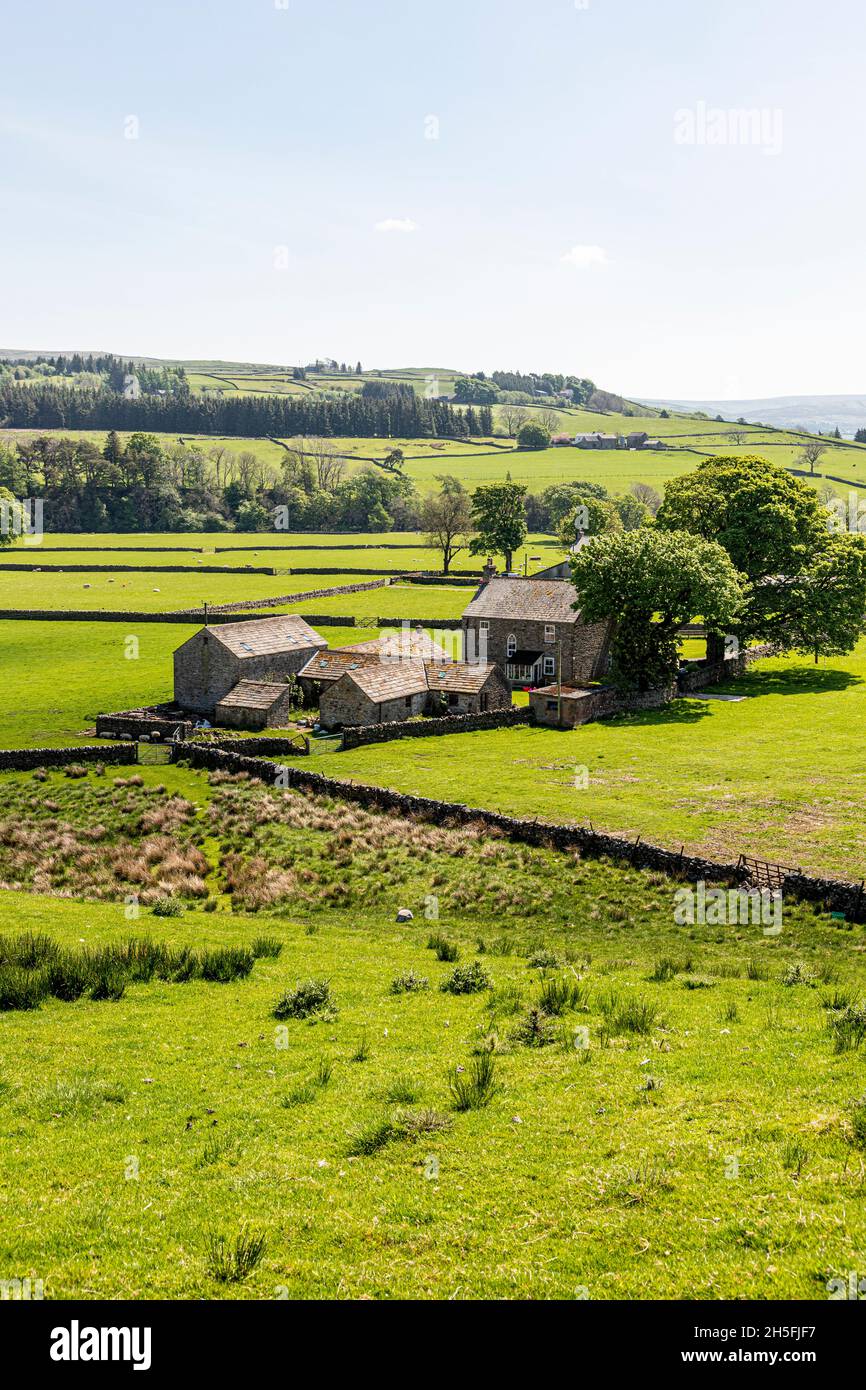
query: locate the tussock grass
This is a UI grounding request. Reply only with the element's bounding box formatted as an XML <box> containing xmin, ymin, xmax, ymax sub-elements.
<box><xmin>449</xmin><ymin>1053</ymin><xmax>500</xmax><ymax>1110</ymax></box>
<box><xmin>205</xmin><ymin>1227</ymin><xmax>267</xmax><ymax>1283</ymax></box>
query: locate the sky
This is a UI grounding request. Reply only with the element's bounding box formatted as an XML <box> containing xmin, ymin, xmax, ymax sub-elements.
<box><xmin>1</xmin><ymin>0</ymin><xmax>864</xmax><ymax>399</ymax></box>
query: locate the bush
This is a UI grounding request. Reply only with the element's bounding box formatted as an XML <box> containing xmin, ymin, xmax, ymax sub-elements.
<box><xmin>273</xmin><ymin>978</ymin><xmax>334</xmax><ymax>1020</ymax></box>
<box><xmin>538</xmin><ymin>974</ymin><xmax>585</xmax><ymax>1015</ymax></box>
<box><xmin>89</xmin><ymin>963</ymin><xmax>126</xmax><ymax>1002</ymax></box>
<box><xmin>527</xmin><ymin>947</ymin><xmax>561</xmax><ymax>970</ymax></box>
<box><xmin>427</xmin><ymin>933</ymin><xmax>459</xmax><ymax>962</ymax></box>
<box><xmin>0</xmin><ymin>931</ymin><xmax>59</xmax><ymax>970</ymax></box>
<box><xmin>517</xmin><ymin>420</ymin><xmax>551</xmax><ymax>449</ymax></box>
<box><xmin>152</xmin><ymin>896</ymin><xmax>185</xmax><ymax>918</ymax></box>
<box><xmin>511</xmin><ymin>1007</ymin><xmax>558</xmax><ymax>1048</ymax></box>
<box><xmin>440</xmin><ymin>960</ymin><xmax>490</xmax><ymax>995</ymax></box>
<box><xmin>389</xmin><ymin>970</ymin><xmax>429</xmax><ymax>994</ymax></box>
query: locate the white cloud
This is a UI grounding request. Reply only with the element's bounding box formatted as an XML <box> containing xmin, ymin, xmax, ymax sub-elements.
<box><xmin>561</xmin><ymin>244</ymin><xmax>608</xmax><ymax>269</ymax></box>
<box><xmin>375</xmin><ymin>217</ymin><xmax>419</xmax><ymax>233</ymax></box>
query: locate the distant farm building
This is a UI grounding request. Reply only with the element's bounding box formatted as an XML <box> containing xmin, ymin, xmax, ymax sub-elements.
<box><xmin>122</xmin><ymin>373</ymin><xmax>141</xmax><ymax>400</ymax></box>
<box><xmin>173</xmin><ymin>615</ymin><xmax>326</xmax><ymax>715</ymax></box>
<box><xmin>574</xmin><ymin>430</ymin><xmax>665</xmax><ymax>451</ymax></box>
<box><xmin>461</xmin><ymin>576</ymin><xmax>611</xmax><ymax>687</ymax></box>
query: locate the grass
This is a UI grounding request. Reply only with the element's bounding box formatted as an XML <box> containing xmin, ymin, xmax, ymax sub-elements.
<box><xmin>1</xmin><ymin>762</ymin><xmax>866</xmax><ymax>1297</ymax></box>
<box><xmin>317</xmin><ymin>641</ymin><xmax>866</xmax><ymax>881</ymax></box>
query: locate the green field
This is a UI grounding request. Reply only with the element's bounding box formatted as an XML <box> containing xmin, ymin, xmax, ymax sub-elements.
<box><xmin>315</xmin><ymin>644</ymin><xmax>866</xmax><ymax>883</ymax></box>
<box><xmin>1</xmin><ymin>763</ymin><xmax>864</xmax><ymax>1299</ymax></box>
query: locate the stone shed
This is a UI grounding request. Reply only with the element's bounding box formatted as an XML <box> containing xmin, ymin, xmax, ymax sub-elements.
<box><xmin>424</xmin><ymin>661</ymin><xmax>511</xmax><ymax>716</ymax></box>
<box><xmin>319</xmin><ymin>660</ymin><xmax>430</xmax><ymax>731</ymax></box>
<box><xmin>214</xmin><ymin>680</ymin><xmax>296</xmax><ymax>731</ymax></box>
<box><xmin>173</xmin><ymin>615</ymin><xmax>326</xmax><ymax>715</ymax></box>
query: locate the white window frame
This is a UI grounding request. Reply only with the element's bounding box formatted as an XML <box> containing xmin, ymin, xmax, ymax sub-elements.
<box><xmin>506</xmin><ymin>633</ymin><xmax>517</xmax><ymax>657</ymax></box>
<box><xmin>544</xmin><ymin>624</ymin><xmax>556</xmax><ymax>643</ymax></box>
<box><xmin>543</xmin><ymin>655</ymin><xmax>556</xmax><ymax>677</ymax></box>
<box><xmin>479</xmin><ymin>620</ymin><xmax>489</xmax><ymax>631</ymax></box>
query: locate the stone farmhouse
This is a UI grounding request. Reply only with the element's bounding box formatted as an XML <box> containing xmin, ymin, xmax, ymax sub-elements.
<box><xmin>461</xmin><ymin>576</ymin><xmax>611</xmax><ymax>688</ymax></box>
<box><xmin>318</xmin><ymin>658</ymin><xmax>509</xmax><ymax>730</ymax></box>
<box><xmin>575</xmin><ymin>430</ymin><xmax>666</xmax><ymax>451</ymax></box>
<box><xmin>173</xmin><ymin>614</ymin><xmax>327</xmax><ymax>715</ymax></box>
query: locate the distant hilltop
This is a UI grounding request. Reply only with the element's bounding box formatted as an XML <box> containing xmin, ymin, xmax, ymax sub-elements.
<box><xmin>638</xmin><ymin>394</ymin><xmax>866</xmax><ymax>438</ymax></box>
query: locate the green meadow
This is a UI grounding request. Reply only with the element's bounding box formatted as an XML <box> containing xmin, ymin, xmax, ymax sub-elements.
<box><xmin>1</xmin><ymin>763</ymin><xmax>865</xmax><ymax>1300</ymax></box>
<box><xmin>317</xmin><ymin>644</ymin><xmax>866</xmax><ymax>883</ymax></box>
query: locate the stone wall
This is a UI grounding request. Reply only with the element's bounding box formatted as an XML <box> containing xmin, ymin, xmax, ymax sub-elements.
<box><xmin>0</xmin><ymin>744</ymin><xmax>137</xmax><ymax>770</ymax></box>
<box><xmin>340</xmin><ymin>706</ymin><xmax>532</xmax><ymax>747</ymax></box>
<box><xmin>96</xmin><ymin>709</ymin><xmax>194</xmax><ymax>740</ymax></box>
<box><xmin>189</xmin><ymin>734</ymin><xmax>309</xmax><ymax>757</ymax></box>
<box><xmin>678</xmin><ymin>643</ymin><xmax>777</xmax><ymax>693</ymax></box>
<box><xmin>169</xmin><ymin>741</ymin><xmax>866</xmax><ymax>921</ymax></box>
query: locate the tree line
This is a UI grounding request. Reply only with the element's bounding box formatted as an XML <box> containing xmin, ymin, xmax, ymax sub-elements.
<box><xmin>0</xmin><ymin>379</ymin><xmax>492</xmax><ymax>440</ymax></box>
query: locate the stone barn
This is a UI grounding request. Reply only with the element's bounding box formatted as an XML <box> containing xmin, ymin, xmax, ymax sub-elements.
<box><xmin>424</xmin><ymin>662</ymin><xmax>511</xmax><ymax>715</ymax></box>
<box><xmin>214</xmin><ymin>680</ymin><xmax>296</xmax><ymax>731</ymax></box>
<box><xmin>319</xmin><ymin>660</ymin><xmax>430</xmax><ymax>730</ymax></box>
<box><xmin>461</xmin><ymin>576</ymin><xmax>611</xmax><ymax>688</ymax></box>
<box><xmin>297</xmin><ymin>630</ymin><xmax>452</xmax><ymax>705</ymax></box>
<box><xmin>173</xmin><ymin>615</ymin><xmax>326</xmax><ymax>715</ymax></box>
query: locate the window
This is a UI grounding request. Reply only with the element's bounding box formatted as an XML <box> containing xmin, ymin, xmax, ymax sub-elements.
<box><xmin>405</xmin><ymin>696</ymin><xmax>412</xmax><ymax>708</ymax></box>
<box><xmin>479</xmin><ymin>620</ymin><xmax>489</xmax><ymax>631</ymax></box>
<box><xmin>546</xmin><ymin>700</ymin><xmax>557</xmax><ymax>712</ymax></box>
<box><xmin>506</xmin><ymin>634</ymin><xmax>517</xmax><ymax>657</ymax></box>
<box><xmin>543</xmin><ymin>655</ymin><xmax>556</xmax><ymax>677</ymax></box>
<box><xmin>480</xmin><ymin>694</ymin><xmax>488</xmax><ymax>712</ymax></box>
<box><xmin>447</xmin><ymin>691</ymin><xmax>459</xmax><ymax>706</ymax></box>
<box><xmin>544</xmin><ymin>624</ymin><xmax>556</xmax><ymax>643</ymax></box>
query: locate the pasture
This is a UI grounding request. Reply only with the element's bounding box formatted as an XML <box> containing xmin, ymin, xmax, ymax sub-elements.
<box><xmin>0</xmin><ymin>763</ymin><xmax>864</xmax><ymax>1299</ymax></box>
<box><xmin>316</xmin><ymin>643</ymin><xmax>866</xmax><ymax>883</ymax></box>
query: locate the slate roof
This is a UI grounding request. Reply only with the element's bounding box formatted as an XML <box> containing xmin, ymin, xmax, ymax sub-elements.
<box><xmin>423</xmin><ymin>661</ymin><xmax>500</xmax><ymax>694</ymax></box>
<box><xmin>343</xmin><ymin>631</ymin><xmax>453</xmax><ymax>661</ymax></box>
<box><xmin>462</xmin><ymin>577</ymin><xmax>580</xmax><ymax>624</ymax></box>
<box><xmin>207</xmin><ymin>615</ymin><xmax>327</xmax><ymax>658</ymax></box>
<box><xmin>297</xmin><ymin>650</ymin><xmax>380</xmax><ymax>684</ymax></box>
<box><xmin>335</xmin><ymin>660</ymin><xmax>429</xmax><ymax>703</ymax></box>
<box><xmin>216</xmin><ymin>680</ymin><xmax>292</xmax><ymax>711</ymax></box>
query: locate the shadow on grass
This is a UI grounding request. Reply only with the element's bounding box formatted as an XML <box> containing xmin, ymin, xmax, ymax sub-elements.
<box><xmin>724</xmin><ymin>666</ymin><xmax>862</xmax><ymax>698</ymax></box>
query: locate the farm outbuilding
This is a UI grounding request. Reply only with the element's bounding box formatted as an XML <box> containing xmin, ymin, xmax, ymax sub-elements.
<box><xmin>297</xmin><ymin>629</ymin><xmax>453</xmax><ymax>704</ymax></box>
<box><xmin>319</xmin><ymin>660</ymin><xmax>430</xmax><ymax>730</ymax></box>
<box><xmin>214</xmin><ymin>680</ymin><xmax>296</xmax><ymax>731</ymax></box>
<box><xmin>173</xmin><ymin>615</ymin><xmax>326</xmax><ymax>715</ymax></box>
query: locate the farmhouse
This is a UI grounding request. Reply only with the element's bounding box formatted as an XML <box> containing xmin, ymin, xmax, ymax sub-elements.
<box><xmin>173</xmin><ymin>615</ymin><xmax>326</xmax><ymax>715</ymax></box>
<box><xmin>318</xmin><ymin>659</ymin><xmax>509</xmax><ymax>730</ymax></box>
<box><xmin>574</xmin><ymin>432</ymin><xmax>618</xmax><ymax>449</ymax></box>
<box><xmin>461</xmin><ymin>576</ymin><xmax>610</xmax><ymax>687</ymax></box>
